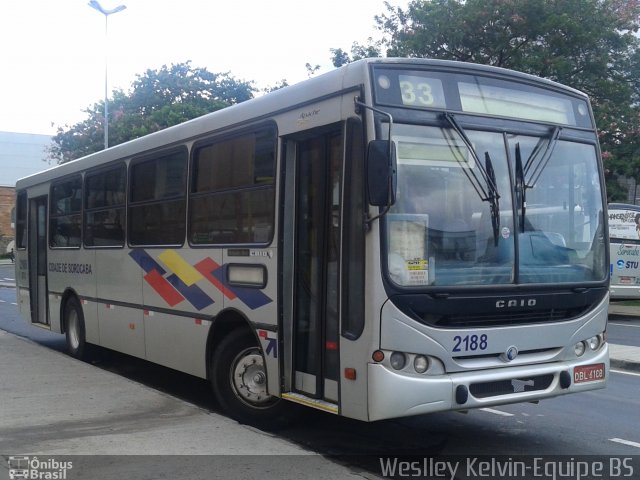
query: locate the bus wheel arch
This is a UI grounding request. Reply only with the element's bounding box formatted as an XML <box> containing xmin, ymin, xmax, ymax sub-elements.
<box><xmin>61</xmin><ymin>291</ymin><xmax>87</xmax><ymax>360</ymax></box>
<box><xmin>206</xmin><ymin>309</ymin><xmax>255</xmax><ymax>378</ymax></box>
<box><xmin>207</xmin><ymin>310</ymin><xmax>291</xmax><ymax>428</ymax></box>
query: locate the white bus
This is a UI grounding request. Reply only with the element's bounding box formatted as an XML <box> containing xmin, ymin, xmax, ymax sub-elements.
<box><xmin>608</xmin><ymin>203</ymin><xmax>640</xmax><ymax>299</ymax></box>
<box><xmin>15</xmin><ymin>58</ymin><xmax>609</xmax><ymax>427</ymax></box>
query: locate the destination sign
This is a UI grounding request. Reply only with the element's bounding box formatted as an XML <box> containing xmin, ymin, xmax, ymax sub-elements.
<box><xmin>373</xmin><ymin>67</ymin><xmax>593</xmax><ymax>128</ymax></box>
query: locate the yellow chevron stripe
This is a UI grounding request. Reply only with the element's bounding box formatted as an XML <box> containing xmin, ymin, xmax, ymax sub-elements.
<box><xmin>158</xmin><ymin>250</ymin><xmax>203</xmax><ymax>286</ymax></box>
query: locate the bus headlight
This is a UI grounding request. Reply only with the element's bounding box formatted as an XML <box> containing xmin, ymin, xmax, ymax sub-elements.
<box><xmin>390</xmin><ymin>351</ymin><xmax>407</xmax><ymax>370</ymax></box>
<box><xmin>414</xmin><ymin>355</ymin><xmax>430</xmax><ymax>373</ymax></box>
<box><xmin>587</xmin><ymin>335</ymin><xmax>602</xmax><ymax>351</ymax></box>
<box><xmin>574</xmin><ymin>341</ymin><xmax>586</xmax><ymax>357</ymax></box>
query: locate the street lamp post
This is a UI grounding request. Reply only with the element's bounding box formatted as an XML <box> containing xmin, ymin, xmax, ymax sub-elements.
<box><xmin>88</xmin><ymin>0</ymin><xmax>126</xmax><ymax>150</ymax></box>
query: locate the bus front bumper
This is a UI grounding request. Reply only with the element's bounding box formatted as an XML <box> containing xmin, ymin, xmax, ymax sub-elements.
<box><xmin>367</xmin><ymin>344</ymin><xmax>608</xmax><ymax>421</ymax></box>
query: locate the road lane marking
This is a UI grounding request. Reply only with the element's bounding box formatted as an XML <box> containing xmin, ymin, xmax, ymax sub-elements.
<box><xmin>480</xmin><ymin>408</ymin><xmax>514</xmax><ymax>417</ymax></box>
<box><xmin>609</xmin><ymin>322</ymin><xmax>640</xmax><ymax>328</ymax></box>
<box><xmin>610</xmin><ymin>438</ymin><xmax>640</xmax><ymax>449</ymax></box>
<box><xmin>611</xmin><ymin>369</ymin><xmax>640</xmax><ymax>377</ymax></box>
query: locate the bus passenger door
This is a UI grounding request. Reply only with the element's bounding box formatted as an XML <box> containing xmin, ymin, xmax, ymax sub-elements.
<box><xmin>28</xmin><ymin>196</ymin><xmax>49</xmax><ymax>325</ymax></box>
<box><xmin>289</xmin><ymin>127</ymin><xmax>342</xmax><ymax>403</ymax></box>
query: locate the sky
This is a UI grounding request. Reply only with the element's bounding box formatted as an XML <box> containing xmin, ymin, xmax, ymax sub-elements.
<box><xmin>0</xmin><ymin>0</ymin><xmax>400</xmax><ymax>136</ymax></box>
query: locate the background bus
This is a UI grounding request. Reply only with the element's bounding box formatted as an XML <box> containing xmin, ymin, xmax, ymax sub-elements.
<box><xmin>15</xmin><ymin>58</ymin><xmax>609</xmax><ymax>427</ymax></box>
<box><xmin>608</xmin><ymin>203</ymin><xmax>640</xmax><ymax>299</ymax></box>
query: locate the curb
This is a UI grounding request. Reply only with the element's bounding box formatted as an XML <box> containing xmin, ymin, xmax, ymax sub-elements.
<box><xmin>608</xmin><ymin>304</ymin><xmax>640</xmax><ymax>317</ymax></box>
<box><xmin>611</xmin><ymin>358</ymin><xmax>640</xmax><ymax>373</ymax></box>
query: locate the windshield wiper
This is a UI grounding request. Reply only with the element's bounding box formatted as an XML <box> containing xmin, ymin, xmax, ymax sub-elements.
<box><xmin>523</xmin><ymin>126</ymin><xmax>562</xmax><ymax>188</ymax></box>
<box><xmin>485</xmin><ymin>152</ymin><xmax>500</xmax><ymax>246</ymax></box>
<box><xmin>515</xmin><ymin>143</ymin><xmax>526</xmax><ymax>233</ymax></box>
<box><xmin>514</xmin><ymin>126</ymin><xmax>561</xmax><ymax>233</ymax></box>
<box><xmin>442</xmin><ymin>113</ymin><xmax>501</xmax><ymax>245</ymax></box>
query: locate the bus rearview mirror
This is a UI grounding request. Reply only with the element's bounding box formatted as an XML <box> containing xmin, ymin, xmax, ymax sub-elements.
<box><xmin>367</xmin><ymin>140</ymin><xmax>397</xmax><ymax>207</ymax></box>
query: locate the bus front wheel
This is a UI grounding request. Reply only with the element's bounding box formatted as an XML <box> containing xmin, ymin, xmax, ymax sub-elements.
<box><xmin>64</xmin><ymin>297</ymin><xmax>87</xmax><ymax>360</ymax></box>
<box><xmin>211</xmin><ymin>329</ymin><xmax>293</xmax><ymax>429</ymax></box>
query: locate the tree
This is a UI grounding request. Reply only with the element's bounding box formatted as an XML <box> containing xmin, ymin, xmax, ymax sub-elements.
<box><xmin>330</xmin><ymin>39</ymin><xmax>383</xmax><ymax>67</ymax></box>
<box><xmin>49</xmin><ymin>61</ymin><xmax>255</xmax><ymax>163</ymax></box>
<box><xmin>332</xmin><ymin>0</ymin><xmax>640</xmax><ymax>201</ymax></box>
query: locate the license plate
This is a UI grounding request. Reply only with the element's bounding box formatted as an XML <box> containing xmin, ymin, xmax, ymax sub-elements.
<box><xmin>573</xmin><ymin>363</ymin><xmax>605</xmax><ymax>384</ymax></box>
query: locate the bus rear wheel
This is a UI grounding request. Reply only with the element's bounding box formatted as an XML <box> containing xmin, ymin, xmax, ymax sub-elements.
<box><xmin>64</xmin><ymin>297</ymin><xmax>87</xmax><ymax>360</ymax></box>
<box><xmin>211</xmin><ymin>329</ymin><xmax>293</xmax><ymax>429</ymax></box>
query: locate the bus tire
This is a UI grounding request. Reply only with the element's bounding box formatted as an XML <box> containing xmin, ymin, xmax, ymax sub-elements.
<box><xmin>211</xmin><ymin>329</ymin><xmax>294</xmax><ymax>429</ymax></box>
<box><xmin>64</xmin><ymin>297</ymin><xmax>87</xmax><ymax>360</ymax></box>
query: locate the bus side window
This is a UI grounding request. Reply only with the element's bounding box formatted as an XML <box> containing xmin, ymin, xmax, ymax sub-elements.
<box><xmin>50</xmin><ymin>176</ymin><xmax>82</xmax><ymax>248</ymax></box>
<box><xmin>129</xmin><ymin>149</ymin><xmax>187</xmax><ymax>246</ymax></box>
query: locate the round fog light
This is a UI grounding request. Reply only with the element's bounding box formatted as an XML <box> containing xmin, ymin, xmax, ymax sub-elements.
<box><xmin>390</xmin><ymin>351</ymin><xmax>407</xmax><ymax>370</ymax></box>
<box><xmin>574</xmin><ymin>341</ymin><xmax>586</xmax><ymax>357</ymax></box>
<box><xmin>414</xmin><ymin>355</ymin><xmax>429</xmax><ymax>373</ymax></box>
<box><xmin>587</xmin><ymin>335</ymin><xmax>601</xmax><ymax>351</ymax></box>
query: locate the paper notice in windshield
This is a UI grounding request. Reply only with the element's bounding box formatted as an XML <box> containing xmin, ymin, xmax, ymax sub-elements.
<box><xmin>388</xmin><ymin>215</ymin><xmax>429</xmax><ymax>286</ymax></box>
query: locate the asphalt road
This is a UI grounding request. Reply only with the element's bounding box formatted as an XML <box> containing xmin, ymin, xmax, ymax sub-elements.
<box><xmin>607</xmin><ymin>314</ymin><xmax>640</xmax><ymax>347</ymax></box>
<box><xmin>1</xmin><ymin>262</ymin><xmax>639</xmax><ymax>474</ymax></box>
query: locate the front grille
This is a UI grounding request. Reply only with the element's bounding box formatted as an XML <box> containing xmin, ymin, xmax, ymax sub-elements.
<box><xmin>390</xmin><ymin>287</ymin><xmax>607</xmax><ymax>329</ymax></box>
<box><xmin>452</xmin><ymin>347</ymin><xmax>554</xmax><ymax>362</ymax></box>
<box><xmin>425</xmin><ymin>306</ymin><xmax>588</xmax><ymax>328</ymax></box>
<box><xmin>469</xmin><ymin>374</ymin><xmax>554</xmax><ymax>398</ymax></box>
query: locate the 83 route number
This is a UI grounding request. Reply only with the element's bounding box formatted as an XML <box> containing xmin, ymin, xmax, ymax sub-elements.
<box><xmin>397</xmin><ymin>75</ymin><xmax>446</xmax><ymax>109</ymax></box>
<box><xmin>400</xmin><ymin>80</ymin><xmax>435</xmax><ymax>106</ymax></box>
<box><xmin>453</xmin><ymin>334</ymin><xmax>488</xmax><ymax>353</ymax></box>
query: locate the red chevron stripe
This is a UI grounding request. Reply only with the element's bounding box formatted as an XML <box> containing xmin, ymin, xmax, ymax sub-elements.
<box><xmin>145</xmin><ymin>269</ymin><xmax>184</xmax><ymax>306</ymax></box>
<box><xmin>194</xmin><ymin>257</ymin><xmax>237</xmax><ymax>300</ymax></box>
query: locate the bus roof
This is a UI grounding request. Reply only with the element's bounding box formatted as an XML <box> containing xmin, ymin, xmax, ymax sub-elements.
<box><xmin>16</xmin><ymin>57</ymin><xmax>589</xmax><ymax>190</ymax></box>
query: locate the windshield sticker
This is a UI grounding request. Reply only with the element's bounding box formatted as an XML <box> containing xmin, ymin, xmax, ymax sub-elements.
<box><xmin>388</xmin><ymin>215</ymin><xmax>430</xmax><ymax>286</ymax></box>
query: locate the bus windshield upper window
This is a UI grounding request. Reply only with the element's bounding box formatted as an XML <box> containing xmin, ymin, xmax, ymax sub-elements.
<box><xmin>385</xmin><ymin>124</ymin><xmax>605</xmax><ymax>287</ymax></box>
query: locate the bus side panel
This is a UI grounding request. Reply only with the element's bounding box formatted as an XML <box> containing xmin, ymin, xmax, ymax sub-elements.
<box><xmin>609</xmin><ymin>242</ymin><xmax>640</xmax><ymax>299</ymax></box>
<box><xmin>221</xmin><ymin>248</ymin><xmax>279</xmax><ymax>394</ymax></box>
<box><xmin>47</xmin><ymin>249</ymin><xmax>97</xmax><ymax>335</ymax></box>
<box><xmin>96</xmin><ymin>249</ymin><xmax>145</xmax><ymax>358</ymax></box>
<box><xmin>137</xmin><ymin>248</ymin><xmax>225</xmax><ymax>377</ymax></box>
<box><xmin>144</xmin><ymin>312</ymin><xmax>210</xmax><ymax>378</ymax></box>
<box><xmin>15</xmin><ymin>253</ymin><xmax>30</xmax><ymax>323</ymax></box>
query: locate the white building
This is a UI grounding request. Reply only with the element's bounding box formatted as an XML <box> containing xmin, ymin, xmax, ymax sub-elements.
<box><xmin>0</xmin><ymin>131</ymin><xmax>54</xmax><ymax>253</ymax></box>
<box><xmin>0</xmin><ymin>131</ymin><xmax>54</xmax><ymax>187</ymax></box>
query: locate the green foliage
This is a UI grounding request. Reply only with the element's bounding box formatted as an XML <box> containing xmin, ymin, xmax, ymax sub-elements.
<box><xmin>262</xmin><ymin>79</ymin><xmax>290</xmax><ymax>94</ymax></box>
<box><xmin>605</xmin><ymin>175</ymin><xmax>629</xmax><ymax>202</ymax></box>
<box><xmin>330</xmin><ymin>39</ymin><xmax>383</xmax><ymax>67</ymax></box>
<box><xmin>333</xmin><ymin>0</ymin><xmax>640</xmax><ymax>201</ymax></box>
<box><xmin>49</xmin><ymin>61</ymin><xmax>255</xmax><ymax>164</ymax></box>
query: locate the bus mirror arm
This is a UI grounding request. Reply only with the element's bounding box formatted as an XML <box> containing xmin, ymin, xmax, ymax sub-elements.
<box><xmin>354</xmin><ymin>98</ymin><xmax>397</xmax><ymax>225</ymax></box>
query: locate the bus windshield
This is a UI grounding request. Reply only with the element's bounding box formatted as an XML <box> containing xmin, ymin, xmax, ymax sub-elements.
<box><xmin>385</xmin><ymin>123</ymin><xmax>606</xmax><ymax>287</ymax></box>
